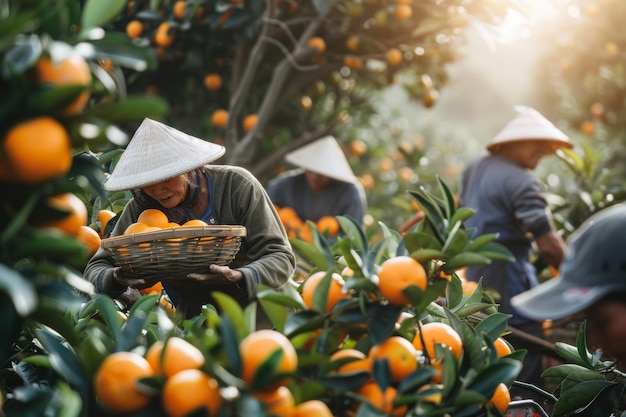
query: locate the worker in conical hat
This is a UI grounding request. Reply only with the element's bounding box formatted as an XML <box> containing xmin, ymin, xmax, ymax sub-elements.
<box><xmin>266</xmin><ymin>135</ymin><xmax>367</xmax><ymax>226</ymax></box>
<box><xmin>84</xmin><ymin>118</ymin><xmax>295</xmax><ymax>323</ymax></box>
<box><xmin>458</xmin><ymin>106</ymin><xmax>573</xmax><ymax>401</ymax></box>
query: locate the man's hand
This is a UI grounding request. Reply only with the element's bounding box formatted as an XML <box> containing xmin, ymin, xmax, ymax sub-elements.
<box><xmin>113</xmin><ymin>268</ymin><xmax>159</xmax><ymax>290</ymax></box>
<box><xmin>187</xmin><ymin>264</ymin><xmax>243</xmax><ymax>284</ymax></box>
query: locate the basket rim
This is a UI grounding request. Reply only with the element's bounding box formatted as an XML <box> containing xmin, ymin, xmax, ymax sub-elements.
<box><xmin>101</xmin><ymin>225</ymin><xmax>247</xmax><ymax>249</ymax></box>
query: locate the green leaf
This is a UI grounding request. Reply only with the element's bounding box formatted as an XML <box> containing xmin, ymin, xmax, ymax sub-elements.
<box><xmin>437</xmin><ymin>176</ymin><xmax>456</xmax><ymax>220</ymax></box>
<box><xmin>284</xmin><ymin>310</ymin><xmax>326</xmax><ymax>337</ymax></box>
<box><xmin>213</xmin><ymin>292</ymin><xmax>247</xmax><ymax>339</ymax></box>
<box><xmin>443</xmin><ymin>252</ymin><xmax>492</xmax><ymax>271</ymax></box>
<box><xmin>474</xmin><ymin>313</ymin><xmax>511</xmax><ymax>342</ymax></box>
<box><xmin>441</xmin><ymin>222</ymin><xmax>468</xmax><ymax>256</ymax></box>
<box><xmin>0</xmin><ymin>263</ymin><xmax>38</xmax><ymax>316</ymax></box>
<box><xmin>408</xmin><ymin>189</ymin><xmax>445</xmax><ymax>243</ymax></box>
<box><xmin>466</xmin><ymin>233</ymin><xmax>499</xmax><ymax>252</ymax></box>
<box><xmin>555</xmin><ymin>342</ymin><xmax>592</xmax><ymax>367</ymax></box>
<box><xmin>408</xmin><ymin>248</ymin><xmax>445</xmax><ymax>263</ymax></box>
<box><xmin>81</xmin><ymin>0</ymin><xmax>127</xmax><ymax>29</ymax></box>
<box><xmin>541</xmin><ymin>364</ymin><xmax>604</xmax><ymax>381</ymax></box>
<box><xmin>448</xmin><ymin>207</ymin><xmax>476</xmax><ymax>231</ymax></box>
<box><xmin>289</xmin><ymin>238</ymin><xmax>329</xmax><ymax>271</ymax></box>
<box><xmin>337</xmin><ymin>215</ymin><xmax>368</xmax><ymax>254</ymax></box>
<box><xmin>35</xmin><ymin>327</ymin><xmax>88</xmax><ymax>389</ymax></box>
<box><xmin>81</xmin><ymin>94</ymin><xmax>169</xmax><ymax>122</ymax></box>
<box><xmin>466</xmin><ymin>359</ymin><xmax>522</xmax><ymax>397</ymax></box>
<box><xmin>553</xmin><ymin>380</ymin><xmax>623</xmax><ymax>417</ymax></box>
<box><xmin>118</xmin><ymin>309</ymin><xmax>150</xmax><ymax>352</ymax></box>
<box><xmin>28</xmin><ymin>85</ymin><xmax>87</xmax><ymax>113</ymax></box>
<box><xmin>403</xmin><ymin>231</ymin><xmax>442</xmax><ymax>253</ymax></box>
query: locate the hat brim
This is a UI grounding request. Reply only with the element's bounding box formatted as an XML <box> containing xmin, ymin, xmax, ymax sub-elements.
<box><xmin>511</xmin><ymin>277</ymin><xmax>625</xmax><ymax>321</ymax></box>
<box><xmin>486</xmin><ymin>137</ymin><xmax>573</xmax><ymax>152</ymax></box>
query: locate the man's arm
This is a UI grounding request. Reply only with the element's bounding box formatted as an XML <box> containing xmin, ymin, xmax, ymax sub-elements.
<box><xmin>535</xmin><ymin>230</ymin><xmax>566</xmax><ymax>268</ymax></box>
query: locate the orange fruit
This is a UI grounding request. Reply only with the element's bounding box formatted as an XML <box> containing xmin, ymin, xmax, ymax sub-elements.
<box><xmin>77</xmin><ymin>225</ymin><xmax>101</xmax><ymax>257</ymax></box>
<box><xmin>145</xmin><ymin>337</ymin><xmax>205</xmax><ymax>378</ymax></box>
<box><xmin>357</xmin><ymin>382</ymin><xmax>407</xmax><ymax>417</ymax></box>
<box><xmin>307</xmin><ymin>37</ymin><xmax>326</xmax><ymax>53</ymax></box>
<box><xmin>98</xmin><ymin>209</ymin><xmax>116</xmax><ymax>237</ymax></box>
<box><xmin>580</xmin><ymin>120</ymin><xmax>594</xmax><ymax>135</ymax></box>
<box><xmin>343</xmin><ymin>55</ymin><xmax>364</xmax><ymax>69</ymax></box>
<box><xmin>345</xmin><ymin>35</ymin><xmax>360</xmax><ymax>51</ymax></box>
<box><xmin>368</xmin><ymin>336</ymin><xmax>418</xmax><ymax>383</ymax></box>
<box><xmin>137</xmin><ymin>208</ymin><xmax>169</xmax><ymax>228</ymax></box>
<box><xmin>36</xmin><ymin>193</ymin><xmax>88</xmax><ymax>236</ymax></box>
<box><xmin>125</xmin><ymin>20</ymin><xmax>143</xmax><ymax>38</ymax></box>
<box><xmin>422</xmin><ymin>89</ymin><xmax>439</xmax><ymax>108</ymax></box>
<box><xmin>140</xmin><ymin>281</ymin><xmax>163</xmax><ymax>295</ymax></box>
<box><xmin>488</xmin><ymin>383</ymin><xmax>510</xmax><ymax>413</ymax></box>
<box><xmin>239</xmin><ymin>329</ymin><xmax>298</xmax><ymax>389</ymax></box>
<box><xmin>349</xmin><ymin>139</ymin><xmax>367</xmax><ymax>156</ymax></box>
<box><xmin>254</xmin><ymin>385</ymin><xmax>295</xmax><ymax>417</ymax></box>
<box><xmin>173</xmin><ymin>0</ymin><xmax>186</xmax><ymax>19</ymax></box>
<box><xmin>412</xmin><ymin>322</ymin><xmax>463</xmax><ymax>360</ymax></box>
<box><xmin>301</xmin><ymin>271</ymin><xmax>349</xmax><ymax>313</ymax></box>
<box><xmin>94</xmin><ymin>351</ymin><xmax>153</xmax><ymax>413</ymax></box>
<box><xmin>377</xmin><ymin>256</ymin><xmax>427</xmax><ymax>306</ymax></box>
<box><xmin>124</xmin><ymin>222</ymin><xmax>151</xmax><ymax>235</ymax></box>
<box><xmin>493</xmin><ymin>337</ymin><xmax>512</xmax><ymax>358</ymax></box>
<box><xmin>1</xmin><ymin>117</ymin><xmax>72</xmax><ymax>183</ymax></box>
<box><xmin>316</xmin><ymin>215</ymin><xmax>340</xmax><ymax>236</ymax></box>
<box><xmin>395</xmin><ymin>4</ymin><xmax>412</xmax><ymax>20</ymax></box>
<box><xmin>294</xmin><ymin>399</ymin><xmax>334</xmax><ymax>417</ymax></box>
<box><xmin>181</xmin><ymin>219</ymin><xmax>209</xmax><ymax>227</ymax></box>
<box><xmin>330</xmin><ymin>348</ymin><xmax>370</xmax><ymax>376</ymax></box>
<box><xmin>34</xmin><ymin>52</ymin><xmax>92</xmax><ymax>116</ymax></box>
<box><xmin>155</xmin><ymin>22</ymin><xmax>175</xmax><ymax>47</ymax></box>
<box><xmin>277</xmin><ymin>206</ymin><xmax>300</xmax><ymax>225</ymax></box>
<box><xmin>243</xmin><ymin>114</ymin><xmax>258</xmax><ymax>132</ymax></box>
<box><xmin>162</xmin><ymin>369</ymin><xmax>223</xmax><ymax>417</ymax></box>
<box><xmin>211</xmin><ymin>109</ymin><xmax>229</xmax><ymax>129</ymax></box>
<box><xmin>386</xmin><ymin>48</ymin><xmax>403</xmax><ymax>66</ymax></box>
<box><xmin>204</xmin><ymin>73</ymin><xmax>223</xmax><ymax>91</ymax></box>
<box><xmin>300</xmin><ymin>96</ymin><xmax>313</xmax><ymax>111</ymax></box>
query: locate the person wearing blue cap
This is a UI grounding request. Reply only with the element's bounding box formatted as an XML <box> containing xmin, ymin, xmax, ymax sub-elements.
<box><xmin>511</xmin><ymin>203</ymin><xmax>626</xmax><ymax>370</ymax></box>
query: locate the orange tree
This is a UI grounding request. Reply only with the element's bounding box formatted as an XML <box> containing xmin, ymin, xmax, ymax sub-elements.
<box><xmin>2</xmin><ymin>171</ymin><xmax>533</xmax><ymax>416</ymax></box>
<box><xmin>0</xmin><ymin>0</ymin><xmax>168</xmax><ymax>410</ymax></box>
<box><xmin>102</xmin><ymin>0</ymin><xmax>526</xmax><ymax>228</ymax></box>
<box><xmin>533</xmin><ymin>0</ymin><xmax>626</xmax><ymax>232</ymax></box>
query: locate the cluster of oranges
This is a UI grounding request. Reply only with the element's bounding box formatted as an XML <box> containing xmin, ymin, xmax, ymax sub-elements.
<box><xmin>274</xmin><ymin>206</ymin><xmax>340</xmax><ymax>243</ymax></box>
<box><xmin>94</xmin><ymin>330</ymin><xmax>333</xmax><ymax>417</ymax></box>
<box><xmin>295</xmin><ymin>256</ymin><xmax>513</xmax><ymax>415</ymax></box>
<box><xmin>123</xmin><ymin>208</ymin><xmax>208</xmax><ymax>235</ymax></box>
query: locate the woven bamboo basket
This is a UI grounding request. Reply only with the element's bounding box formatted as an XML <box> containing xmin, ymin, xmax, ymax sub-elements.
<box><xmin>101</xmin><ymin>225</ymin><xmax>246</xmax><ymax>280</ymax></box>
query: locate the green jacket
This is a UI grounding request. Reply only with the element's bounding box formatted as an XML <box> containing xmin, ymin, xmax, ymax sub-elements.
<box><xmin>84</xmin><ymin>165</ymin><xmax>296</xmax><ymax>320</ymax></box>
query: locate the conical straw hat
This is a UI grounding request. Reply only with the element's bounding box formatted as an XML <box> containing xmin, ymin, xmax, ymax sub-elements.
<box><xmin>285</xmin><ymin>135</ymin><xmax>357</xmax><ymax>183</ymax></box>
<box><xmin>487</xmin><ymin>106</ymin><xmax>573</xmax><ymax>152</ymax></box>
<box><xmin>104</xmin><ymin>118</ymin><xmax>225</xmax><ymax>191</ymax></box>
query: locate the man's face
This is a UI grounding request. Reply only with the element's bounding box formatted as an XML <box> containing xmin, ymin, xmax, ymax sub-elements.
<box><xmin>305</xmin><ymin>170</ymin><xmax>331</xmax><ymax>194</ymax></box>
<box><xmin>142</xmin><ymin>174</ymin><xmax>188</xmax><ymax>208</ymax></box>
<box><xmin>586</xmin><ymin>298</ymin><xmax>626</xmax><ymax>369</ymax></box>
<box><xmin>500</xmin><ymin>141</ymin><xmax>556</xmax><ymax>170</ymax></box>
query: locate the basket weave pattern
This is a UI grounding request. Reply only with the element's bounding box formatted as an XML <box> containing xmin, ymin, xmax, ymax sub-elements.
<box><xmin>101</xmin><ymin>226</ymin><xmax>246</xmax><ymax>279</ymax></box>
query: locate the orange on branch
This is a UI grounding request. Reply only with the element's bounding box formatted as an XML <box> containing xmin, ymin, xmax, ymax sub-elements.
<box><xmin>239</xmin><ymin>329</ymin><xmax>298</xmax><ymax>389</ymax></box>
<box><xmin>349</xmin><ymin>139</ymin><xmax>367</xmax><ymax>156</ymax></box>
<box><xmin>493</xmin><ymin>337</ymin><xmax>513</xmax><ymax>358</ymax></box>
<box><xmin>386</xmin><ymin>48</ymin><xmax>403</xmax><ymax>66</ymax></box>
<box><xmin>98</xmin><ymin>209</ymin><xmax>116</xmax><ymax>237</ymax></box>
<box><xmin>301</xmin><ymin>271</ymin><xmax>349</xmax><ymax>313</ymax></box>
<box><xmin>254</xmin><ymin>385</ymin><xmax>295</xmax><ymax>417</ymax></box>
<box><xmin>203</xmin><ymin>73</ymin><xmax>223</xmax><ymax>91</ymax></box>
<box><xmin>412</xmin><ymin>322</ymin><xmax>463</xmax><ymax>360</ymax></box>
<box><xmin>377</xmin><ymin>256</ymin><xmax>427</xmax><ymax>306</ymax></box>
<box><xmin>316</xmin><ymin>215</ymin><xmax>340</xmax><ymax>236</ymax></box>
<box><xmin>211</xmin><ymin>109</ymin><xmax>229</xmax><ymax>129</ymax></box>
<box><xmin>34</xmin><ymin>52</ymin><xmax>92</xmax><ymax>116</ymax></box>
<box><xmin>243</xmin><ymin>114</ymin><xmax>258</xmax><ymax>132</ymax></box>
<box><xmin>368</xmin><ymin>336</ymin><xmax>418</xmax><ymax>383</ymax></box>
<box><xmin>125</xmin><ymin>20</ymin><xmax>143</xmax><ymax>38</ymax></box>
<box><xmin>488</xmin><ymin>383</ymin><xmax>511</xmax><ymax>413</ymax></box>
<box><xmin>294</xmin><ymin>400</ymin><xmax>334</xmax><ymax>417</ymax></box>
<box><xmin>330</xmin><ymin>348</ymin><xmax>370</xmax><ymax>376</ymax></box>
<box><xmin>154</xmin><ymin>22</ymin><xmax>175</xmax><ymax>47</ymax></box>
<box><xmin>1</xmin><ymin>117</ymin><xmax>72</xmax><ymax>184</ymax></box>
<box><xmin>77</xmin><ymin>225</ymin><xmax>101</xmax><ymax>257</ymax></box>
<box><xmin>145</xmin><ymin>337</ymin><xmax>205</xmax><ymax>378</ymax></box>
<box><xmin>162</xmin><ymin>369</ymin><xmax>223</xmax><ymax>417</ymax></box>
<box><xmin>94</xmin><ymin>351</ymin><xmax>153</xmax><ymax>413</ymax></box>
<box><xmin>307</xmin><ymin>37</ymin><xmax>326</xmax><ymax>53</ymax></box>
<box><xmin>36</xmin><ymin>193</ymin><xmax>88</xmax><ymax>237</ymax></box>
<box><xmin>357</xmin><ymin>382</ymin><xmax>407</xmax><ymax>417</ymax></box>
<box><xmin>173</xmin><ymin>0</ymin><xmax>186</xmax><ymax>19</ymax></box>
